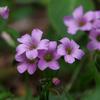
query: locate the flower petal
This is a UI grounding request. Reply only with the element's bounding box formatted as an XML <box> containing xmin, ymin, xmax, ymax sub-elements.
<box><xmin>73</xmin><ymin>49</ymin><xmax>84</xmax><ymax>60</ymax></box>
<box><xmin>64</xmin><ymin>55</ymin><xmax>75</xmax><ymax>64</ymax></box>
<box><xmin>67</xmin><ymin>21</ymin><xmax>79</xmax><ymax>34</ymax></box>
<box><xmin>95</xmin><ymin>11</ymin><xmax>100</xmax><ymax>19</ymax></box>
<box><xmin>17</xmin><ymin>63</ymin><xmax>27</xmax><ymax>74</ymax></box>
<box><xmin>38</xmin><ymin>60</ymin><xmax>47</xmax><ymax>71</ymax></box>
<box><xmin>80</xmin><ymin>22</ymin><xmax>92</xmax><ymax>31</ymax></box>
<box><xmin>38</xmin><ymin>50</ymin><xmax>46</xmax><ymax>59</ymax></box>
<box><xmin>60</xmin><ymin>37</ymin><xmax>70</xmax><ymax>45</ymax></box>
<box><xmin>64</xmin><ymin>16</ymin><xmax>74</xmax><ymax>26</ymax></box>
<box><xmin>73</xmin><ymin>6</ymin><xmax>83</xmax><ymax>19</ymax></box>
<box><xmin>87</xmin><ymin>41</ymin><xmax>98</xmax><ymax>51</ymax></box>
<box><xmin>15</xmin><ymin>53</ymin><xmax>26</xmax><ymax>62</ymax></box>
<box><xmin>16</xmin><ymin>44</ymin><xmax>28</xmax><ymax>55</ymax></box>
<box><xmin>48</xmin><ymin>61</ymin><xmax>60</xmax><ymax>70</ymax></box>
<box><xmin>84</xmin><ymin>11</ymin><xmax>95</xmax><ymax>21</ymax></box>
<box><xmin>48</xmin><ymin>41</ymin><xmax>57</xmax><ymax>51</ymax></box>
<box><xmin>0</xmin><ymin>6</ymin><xmax>9</xmax><ymax>19</ymax></box>
<box><xmin>38</xmin><ymin>39</ymin><xmax>49</xmax><ymax>50</ymax></box>
<box><xmin>57</xmin><ymin>44</ymin><xmax>66</xmax><ymax>56</ymax></box>
<box><xmin>26</xmin><ymin>49</ymin><xmax>38</xmax><ymax>59</ymax></box>
<box><xmin>70</xmin><ymin>40</ymin><xmax>79</xmax><ymax>49</ymax></box>
<box><xmin>27</xmin><ymin>64</ymin><xmax>36</xmax><ymax>75</ymax></box>
<box><xmin>32</xmin><ymin>29</ymin><xmax>43</xmax><ymax>43</ymax></box>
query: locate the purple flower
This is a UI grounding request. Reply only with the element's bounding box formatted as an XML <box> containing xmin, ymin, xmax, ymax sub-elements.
<box><xmin>38</xmin><ymin>41</ymin><xmax>60</xmax><ymax>71</ymax></box>
<box><xmin>92</xmin><ymin>20</ymin><xmax>100</xmax><ymax>30</ymax></box>
<box><xmin>64</xmin><ymin>6</ymin><xmax>94</xmax><ymax>34</ymax></box>
<box><xmin>16</xmin><ymin>29</ymin><xmax>49</xmax><ymax>59</ymax></box>
<box><xmin>0</xmin><ymin>6</ymin><xmax>9</xmax><ymax>19</ymax></box>
<box><xmin>94</xmin><ymin>11</ymin><xmax>100</xmax><ymax>19</ymax></box>
<box><xmin>15</xmin><ymin>53</ymin><xmax>38</xmax><ymax>75</ymax></box>
<box><xmin>87</xmin><ymin>29</ymin><xmax>100</xmax><ymax>51</ymax></box>
<box><xmin>57</xmin><ymin>37</ymin><xmax>84</xmax><ymax>64</ymax></box>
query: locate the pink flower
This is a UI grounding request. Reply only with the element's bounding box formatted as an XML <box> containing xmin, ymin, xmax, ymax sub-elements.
<box><xmin>94</xmin><ymin>11</ymin><xmax>100</xmax><ymax>19</ymax></box>
<box><xmin>87</xmin><ymin>29</ymin><xmax>100</xmax><ymax>51</ymax></box>
<box><xmin>57</xmin><ymin>37</ymin><xmax>84</xmax><ymax>64</ymax></box>
<box><xmin>15</xmin><ymin>53</ymin><xmax>38</xmax><ymax>75</ymax></box>
<box><xmin>16</xmin><ymin>29</ymin><xmax>49</xmax><ymax>59</ymax></box>
<box><xmin>92</xmin><ymin>20</ymin><xmax>100</xmax><ymax>30</ymax></box>
<box><xmin>64</xmin><ymin>6</ymin><xmax>95</xmax><ymax>34</ymax></box>
<box><xmin>38</xmin><ymin>41</ymin><xmax>60</xmax><ymax>71</ymax></box>
<box><xmin>0</xmin><ymin>6</ymin><xmax>9</xmax><ymax>19</ymax></box>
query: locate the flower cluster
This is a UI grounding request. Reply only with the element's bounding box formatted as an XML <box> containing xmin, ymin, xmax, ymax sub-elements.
<box><xmin>15</xmin><ymin>29</ymin><xmax>84</xmax><ymax>75</ymax></box>
<box><xmin>0</xmin><ymin>6</ymin><xmax>9</xmax><ymax>19</ymax></box>
<box><xmin>64</xmin><ymin>6</ymin><xmax>100</xmax><ymax>51</ymax></box>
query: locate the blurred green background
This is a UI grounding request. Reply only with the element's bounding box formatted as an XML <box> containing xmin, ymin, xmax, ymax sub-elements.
<box><xmin>0</xmin><ymin>0</ymin><xmax>100</xmax><ymax>99</ymax></box>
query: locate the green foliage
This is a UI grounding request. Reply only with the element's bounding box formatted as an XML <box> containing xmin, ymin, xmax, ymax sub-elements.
<box><xmin>5</xmin><ymin>27</ymin><xmax>20</xmax><ymax>40</ymax></box>
<box><xmin>81</xmin><ymin>87</ymin><xmax>100</xmax><ymax>100</ymax></box>
<box><xmin>11</xmin><ymin>6</ymin><xmax>34</xmax><ymax>21</ymax></box>
<box><xmin>49</xmin><ymin>93</ymin><xmax>74</xmax><ymax>100</ymax></box>
<box><xmin>0</xmin><ymin>85</ymin><xmax>13</xmax><ymax>99</ymax></box>
<box><xmin>0</xmin><ymin>19</ymin><xmax>7</xmax><ymax>32</ymax></box>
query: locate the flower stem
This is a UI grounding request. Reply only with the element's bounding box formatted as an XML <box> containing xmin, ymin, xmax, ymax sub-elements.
<box><xmin>39</xmin><ymin>78</ymin><xmax>50</xmax><ymax>100</ymax></box>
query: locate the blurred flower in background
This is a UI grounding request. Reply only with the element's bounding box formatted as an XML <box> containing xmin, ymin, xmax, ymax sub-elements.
<box><xmin>0</xmin><ymin>6</ymin><xmax>9</xmax><ymax>19</ymax></box>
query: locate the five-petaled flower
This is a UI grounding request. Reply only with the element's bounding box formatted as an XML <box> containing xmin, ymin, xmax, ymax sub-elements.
<box><xmin>38</xmin><ymin>41</ymin><xmax>60</xmax><ymax>71</ymax></box>
<box><xmin>0</xmin><ymin>6</ymin><xmax>9</xmax><ymax>19</ymax></box>
<box><xmin>57</xmin><ymin>37</ymin><xmax>84</xmax><ymax>64</ymax></box>
<box><xmin>64</xmin><ymin>6</ymin><xmax>94</xmax><ymax>34</ymax></box>
<box><xmin>16</xmin><ymin>29</ymin><xmax>49</xmax><ymax>59</ymax></box>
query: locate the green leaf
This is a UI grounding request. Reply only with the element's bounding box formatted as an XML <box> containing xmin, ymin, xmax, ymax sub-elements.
<box><xmin>48</xmin><ymin>0</ymin><xmax>94</xmax><ymax>39</ymax></box>
<box><xmin>0</xmin><ymin>85</ymin><xmax>13</xmax><ymax>99</ymax></box>
<box><xmin>15</xmin><ymin>0</ymin><xmax>34</xmax><ymax>4</ymax></box>
<box><xmin>81</xmin><ymin>87</ymin><xmax>100</xmax><ymax>100</ymax></box>
<box><xmin>11</xmin><ymin>6</ymin><xmax>34</xmax><ymax>21</ymax></box>
<box><xmin>0</xmin><ymin>19</ymin><xmax>7</xmax><ymax>32</ymax></box>
<box><xmin>49</xmin><ymin>93</ymin><xmax>74</xmax><ymax>100</ymax></box>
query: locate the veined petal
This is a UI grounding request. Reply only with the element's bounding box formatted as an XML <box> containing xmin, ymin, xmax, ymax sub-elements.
<box><xmin>95</xmin><ymin>11</ymin><xmax>100</xmax><ymax>19</ymax></box>
<box><xmin>17</xmin><ymin>34</ymin><xmax>32</xmax><ymax>45</ymax></box>
<box><xmin>60</xmin><ymin>37</ymin><xmax>70</xmax><ymax>45</ymax></box>
<box><xmin>72</xmin><ymin>49</ymin><xmax>84</xmax><ymax>60</ymax></box>
<box><xmin>16</xmin><ymin>44</ymin><xmax>28</xmax><ymax>55</ymax></box>
<box><xmin>70</xmin><ymin>40</ymin><xmax>79</xmax><ymax>49</ymax></box>
<box><xmin>15</xmin><ymin>53</ymin><xmax>26</xmax><ymax>62</ymax></box>
<box><xmin>64</xmin><ymin>55</ymin><xmax>75</xmax><ymax>64</ymax></box>
<box><xmin>38</xmin><ymin>39</ymin><xmax>49</xmax><ymax>50</ymax></box>
<box><xmin>32</xmin><ymin>29</ymin><xmax>43</xmax><ymax>43</ymax></box>
<box><xmin>27</xmin><ymin>64</ymin><xmax>36</xmax><ymax>75</ymax></box>
<box><xmin>57</xmin><ymin>44</ymin><xmax>66</xmax><ymax>56</ymax></box>
<box><xmin>17</xmin><ymin>63</ymin><xmax>27</xmax><ymax>74</ymax></box>
<box><xmin>80</xmin><ymin>22</ymin><xmax>92</xmax><ymax>31</ymax></box>
<box><xmin>38</xmin><ymin>60</ymin><xmax>47</xmax><ymax>71</ymax></box>
<box><xmin>48</xmin><ymin>61</ymin><xmax>60</xmax><ymax>70</ymax></box>
<box><xmin>67</xmin><ymin>21</ymin><xmax>79</xmax><ymax>34</ymax></box>
<box><xmin>26</xmin><ymin>49</ymin><xmax>38</xmax><ymax>59</ymax></box>
<box><xmin>84</xmin><ymin>11</ymin><xmax>95</xmax><ymax>21</ymax></box>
